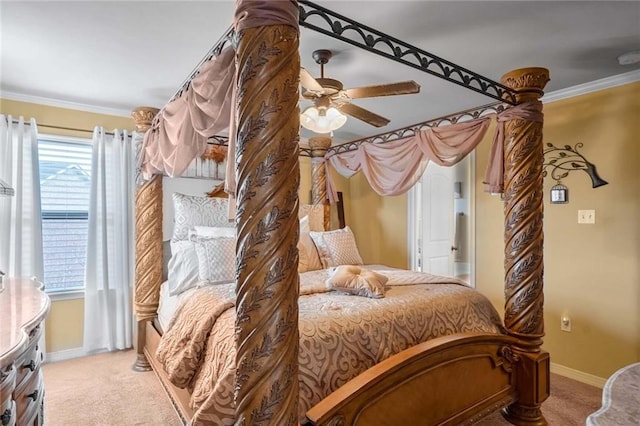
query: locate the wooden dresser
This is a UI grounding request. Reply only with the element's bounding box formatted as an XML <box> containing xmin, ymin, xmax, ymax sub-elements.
<box><xmin>0</xmin><ymin>278</ymin><xmax>50</xmax><ymax>426</ymax></box>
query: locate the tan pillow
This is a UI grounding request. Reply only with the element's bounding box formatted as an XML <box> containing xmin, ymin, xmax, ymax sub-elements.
<box><xmin>298</xmin><ymin>216</ymin><xmax>323</xmax><ymax>273</ymax></box>
<box><xmin>326</xmin><ymin>265</ymin><xmax>388</xmax><ymax>298</ymax></box>
<box><xmin>309</xmin><ymin>226</ymin><xmax>364</xmax><ymax>268</ymax></box>
<box><xmin>299</xmin><ymin>204</ymin><xmax>325</xmax><ymax>231</ymax></box>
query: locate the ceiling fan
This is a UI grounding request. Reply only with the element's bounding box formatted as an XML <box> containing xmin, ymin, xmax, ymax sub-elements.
<box><xmin>300</xmin><ymin>49</ymin><xmax>421</xmax><ymax>132</ymax></box>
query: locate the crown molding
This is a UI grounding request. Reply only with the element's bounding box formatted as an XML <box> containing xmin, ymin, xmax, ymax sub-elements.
<box><xmin>3</xmin><ymin>69</ymin><xmax>639</xmax><ymax>118</ymax></box>
<box><xmin>542</xmin><ymin>69</ymin><xmax>640</xmax><ymax>104</ymax></box>
<box><xmin>1</xmin><ymin>91</ymin><xmax>132</xmax><ymax>118</ymax></box>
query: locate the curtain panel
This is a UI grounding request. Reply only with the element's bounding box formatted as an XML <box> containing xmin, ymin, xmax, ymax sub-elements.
<box><xmin>83</xmin><ymin>128</ymin><xmax>135</xmax><ymax>353</ymax></box>
<box><xmin>0</xmin><ymin>115</ymin><xmax>44</xmax><ymax>281</ymax></box>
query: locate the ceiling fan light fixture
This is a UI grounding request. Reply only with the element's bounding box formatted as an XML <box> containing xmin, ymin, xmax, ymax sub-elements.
<box><xmin>300</xmin><ymin>105</ymin><xmax>347</xmax><ymax>134</ymax></box>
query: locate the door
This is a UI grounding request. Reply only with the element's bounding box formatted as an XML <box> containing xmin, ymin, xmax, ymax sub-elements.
<box><xmin>421</xmin><ymin>162</ymin><xmax>455</xmax><ymax>276</ymax></box>
<box><xmin>408</xmin><ymin>154</ymin><xmax>475</xmax><ymax>285</ymax></box>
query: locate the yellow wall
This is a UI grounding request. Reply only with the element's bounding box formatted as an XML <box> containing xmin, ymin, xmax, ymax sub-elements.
<box><xmin>1</xmin><ymin>99</ymin><xmax>134</xmax><ymax>138</ymax></box>
<box><xmin>475</xmin><ymin>82</ymin><xmax>640</xmax><ymax>379</ymax></box>
<box><xmin>1</xmin><ymin>98</ymin><xmax>135</xmax><ymax>352</ymax></box>
<box><xmin>348</xmin><ymin>173</ymin><xmax>407</xmax><ymax>269</ymax></box>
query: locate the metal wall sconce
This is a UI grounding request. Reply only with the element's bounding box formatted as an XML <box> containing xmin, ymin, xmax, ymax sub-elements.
<box><xmin>543</xmin><ymin>142</ymin><xmax>608</xmax><ymax>204</ymax></box>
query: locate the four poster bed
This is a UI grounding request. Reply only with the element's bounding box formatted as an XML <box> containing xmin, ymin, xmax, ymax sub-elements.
<box><xmin>131</xmin><ymin>1</ymin><xmax>550</xmax><ymax>425</ymax></box>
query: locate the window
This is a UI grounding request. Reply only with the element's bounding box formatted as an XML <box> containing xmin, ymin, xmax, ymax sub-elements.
<box><xmin>38</xmin><ymin>136</ymin><xmax>92</xmax><ymax>293</ymax></box>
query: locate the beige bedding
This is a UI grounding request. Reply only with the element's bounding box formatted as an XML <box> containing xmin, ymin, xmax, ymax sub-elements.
<box><xmin>156</xmin><ymin>266</ymin><xmax>505</xmax><ymax>425</ymax></box>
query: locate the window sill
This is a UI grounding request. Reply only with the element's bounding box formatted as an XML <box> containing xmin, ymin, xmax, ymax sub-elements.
<box><xmin>47</xmin><ymin>289</ymin><xmax>84</xmax><ymax>301</ymax></box>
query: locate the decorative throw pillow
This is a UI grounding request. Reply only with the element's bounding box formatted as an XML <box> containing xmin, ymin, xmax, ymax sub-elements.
<box><xmin>172</xmin><ymin>193</ymin><xmax>232</xmax><ymax>242</ymax></box>
<box><xmin>192</xmin><ymin>236</ymin><xmax>237</xmax><ymax>284</ymax></box>
<box><xmin>191</xmin><ymin>225</ymin><xmax>236</xmax><ymax>239</ymax></box>
<box><xmin>299</xmin><ymin>204</ymin><xmax>325</xmax><ymax>231</ymax></box>
<box><xmin>326</xmin><ymin>265</ymin><xmax>388</xmax><ymax>298</ymax></box>
<box><xmin>309</xmin><ymin>226</ymin><xmax>364</xmax><ymax>268</ymax></box>
<box><xmin>298</xmin><ymin>216</ymin><xmax>323</xmax><ymax>273</ymax></box>
<box><xmin>167</xmin><ymin>240</ymin><xmax>200</xmax><ymax>296</ymax></box>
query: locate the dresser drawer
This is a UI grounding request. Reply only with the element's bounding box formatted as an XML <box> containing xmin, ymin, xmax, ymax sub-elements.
<box><xmin>14</xmin><ymin>369</ymin><xmax>42</xmax><ymax>426</ymax></box>
<box><xmin>0</xmin><ymin>365</ymin><xmax>16</xmax><ymax>408</ymax></box>
<box><xmin>0</xmin><ymin>400</ymin><xmax>16</xmax><ymax>426</ymax></box>
<box><xmin>15</xmin><ymin>336</ymin><xmax>42</xmax><ymax>387</ymax></box>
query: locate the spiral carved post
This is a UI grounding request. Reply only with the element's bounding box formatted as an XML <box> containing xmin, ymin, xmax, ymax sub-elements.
<box><xmin>233</xmin><ymin>9</ymin><xmax>301</xmax><ymax>426</ymax></box>
<box><xmin>131</xmin><ymin>106</ymin><xmax>162</xmax><ymax>372</ymax></box>
<box><xmin>309</xmin><ymin>136</ymin><xmax>332</xmax><ymax>230</ymax></box>
<box><xmin>498</xmin><ymin>68</ymin><xmax>551</xmax><ymax>425</ymax></box>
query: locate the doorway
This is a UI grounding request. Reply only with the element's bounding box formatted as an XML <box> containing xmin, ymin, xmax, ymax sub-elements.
<box><xmin>407</xmin><ymin>153</ymin><xmax>475</xmax><ymax>286</ymax></box>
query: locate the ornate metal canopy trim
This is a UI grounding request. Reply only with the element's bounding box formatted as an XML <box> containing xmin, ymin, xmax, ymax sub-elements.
<box><xmin>298</xmin><ymin>1</ymin><xmax>518</xmax><ymax>105</ymax></box>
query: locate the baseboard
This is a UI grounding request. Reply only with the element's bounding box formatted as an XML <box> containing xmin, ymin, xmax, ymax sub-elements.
<box><xmin>550</xmin><ymin>362</ymin><xmax>607</xmax><ymax>389</ymax></box>
<box><xmin>45</xmin><ymin>348</ymin><xmax>86</xmax><ymax>363</ymax></box>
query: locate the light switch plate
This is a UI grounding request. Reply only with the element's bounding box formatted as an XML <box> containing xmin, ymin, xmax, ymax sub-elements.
<box><xmin>578</xmin><ymin>210</ymin><xmax>595</xmax><ymax>224</ymax></box>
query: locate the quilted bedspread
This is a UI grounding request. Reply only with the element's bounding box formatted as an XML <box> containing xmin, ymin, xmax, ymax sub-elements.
<box><xmin>156</xmin><ymin>266</ymin><xmax>505</xmax><ymax>425</ymax></box>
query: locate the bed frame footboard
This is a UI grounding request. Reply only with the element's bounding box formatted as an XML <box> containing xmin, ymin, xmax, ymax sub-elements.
<box><xmin>304</xmin><ymin>334</ymin><xmax>549</xmax><ymax>426</ymax></box>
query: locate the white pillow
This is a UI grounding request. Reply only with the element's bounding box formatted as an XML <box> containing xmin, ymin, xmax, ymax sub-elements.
<box><xmin>191</xmin><ymin>226</ymin><xmax>236</xmax><ymax>239</ymax></box>
<box><xmin>298</xmin><ymin>216</ymin><xmax>323</xmax><ymax>273</ymax></box>
<box><xmin>167</xmin><ymin>240</ymin><xmax>200</xmax><ymax>296</ymax></box>
<box><xmin>326</xmin><ymin>265</ymin><xmax>388</xmax><ymax>298</ymax></box>
<box><xmin>309</xmin><ymin>226</ymin><xmax>364</xmax><ymax>268</ymax></box>
<box><xmin>193</xmin><ymin>236</ymin><xmax>237</xmax><ymax>284</ymax></box>
<box><xmin>172</xmin><ymin>193</ymin><xmax>232</xmax><ymax>242</ymax></box>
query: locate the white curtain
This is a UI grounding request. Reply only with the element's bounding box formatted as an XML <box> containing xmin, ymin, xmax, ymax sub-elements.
<box><xmin>0</xmin><ymin>115</ymin><xmax>44</xmax><ymax>281</ymax></box>
<box><xmin>83</xmin><ymin>127</ymin><xmax>134</xmax><ymax>353</ymax></box>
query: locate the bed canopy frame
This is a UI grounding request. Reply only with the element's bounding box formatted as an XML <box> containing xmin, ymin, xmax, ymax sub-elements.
<box><xmin>130</xmin><ymin>1</ymin><xmax>550</xmax><ymax>425</ymax></box>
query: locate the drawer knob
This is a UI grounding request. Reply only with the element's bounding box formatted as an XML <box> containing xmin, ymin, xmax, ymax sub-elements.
<box><xmin>23</xmin><ymin>360</ymin><xmax>36</xmax><ymax>372</ymax></box>
<box><xmin>1</xmin><ymin>409</ymin><xmax>11</xmax><ymax>426</ymax></box>
<box><xmin>26</xmin><ymin>389</ymin><xmax>39</xmax><ymax>401</ymax></box>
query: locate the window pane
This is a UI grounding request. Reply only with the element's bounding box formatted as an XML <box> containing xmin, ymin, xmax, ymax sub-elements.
<box><xmin>39</xmin><ymin>139</ymin><xmax>92</xmax><ymax>292</ymax></box>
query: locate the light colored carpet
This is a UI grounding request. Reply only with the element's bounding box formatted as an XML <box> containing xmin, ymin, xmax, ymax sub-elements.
<box><xmin>44</xmin><ymin>350</ymin><xmax>603</xmax><ymax>425</ymax></box>
<box><xmin>473</xmin><ymin>374</ymin><xmax>603</xmax><ymax>425</ymax></box>
<box><xmin>43</xmin><ymin>350</ymin><xmax>180</xmax><ymax>426</ymax></box>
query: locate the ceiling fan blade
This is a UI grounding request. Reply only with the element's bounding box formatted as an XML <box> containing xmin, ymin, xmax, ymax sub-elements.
<box><xmin>344</xmin><ymin>81</ymin><xmax>420</xmax><ymax>99</ymax></box>
<box><xmin>337</xmin><ymin>102</ymin><xmax>390</xmax><ymax>127</ymax></box>
<box><xmin>300</xmin><ymin>67</ymin><xmax>324</xmax><ymax>93</ymax></box>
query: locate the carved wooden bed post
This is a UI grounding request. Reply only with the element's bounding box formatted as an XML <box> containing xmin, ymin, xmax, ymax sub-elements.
<box><xmin>499</xmin><ymin>68</ymin><xmax>550</xmax><ymax>425</ymax></box>
<box><xmin>309</xmin><ymin>136</ymin><xmax>332</xmax><ymax>230</ymax></box>
<box><xmin>233</xmin><ymin>2</ymin><xmax>301</xmax><ymax>424</ymax></box>
<box><xmin>131</xmin><ymin>106</ymin><xmax>162</xmax><ymax>372</ymax></box>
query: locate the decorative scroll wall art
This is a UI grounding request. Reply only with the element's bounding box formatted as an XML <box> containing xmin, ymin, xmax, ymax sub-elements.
<box><xmin>543</xmin><ymin>142</ymin><xmax>608</xmax><ymax>204</ymax></box>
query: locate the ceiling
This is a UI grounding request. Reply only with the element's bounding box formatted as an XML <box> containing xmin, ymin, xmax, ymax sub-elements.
<box><xmin>2</xmin><ymin>1</ymin><xmax>639</xmax><ymax>145</ymax></box>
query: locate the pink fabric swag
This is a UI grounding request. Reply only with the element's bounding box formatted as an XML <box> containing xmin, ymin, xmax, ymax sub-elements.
<box><xmin>327</xmin><ymin>101</ymin><xmax>543</xmax><ymax>199</ymax></box>
<box><xmin>140</xmin><ymin>47</ymin><xmax>235</xmax><ymax>178</ymax></box>
<box><xmin>139</xmin><ymin>0</ymin><xmax>299</xmax><ymax>181</ymax></box>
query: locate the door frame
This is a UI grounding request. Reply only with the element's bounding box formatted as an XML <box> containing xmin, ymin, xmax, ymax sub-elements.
<box><xmin>407</xmin><ymin>152</ymin><xmax>476</xmax><ymax>287</ymax></box>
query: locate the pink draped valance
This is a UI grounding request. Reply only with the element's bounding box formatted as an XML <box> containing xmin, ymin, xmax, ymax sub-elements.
<box><xmin>326</xmin><ymin>101</ymin><xmax>543</xmax><ymax>200</ymax></box>
<box><xmin>140</xmin><ymin>47</ymin><xmax>235</xmax><ymax>177</ymax></box>
<box><xmin>139</xmin><ymin>0</ymin><xmax>299</xmax><ymax>179</ymax></box>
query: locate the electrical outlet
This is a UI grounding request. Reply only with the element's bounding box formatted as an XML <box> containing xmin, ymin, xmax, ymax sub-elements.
<box><xmin>561</xmin><ymin>315</ymin><xmax>571</xmax><ymax>332</ymax></box>
<box><xmin>578</xmin><ymin>210</ymin><xmax>595</xmax><ymax>224</ymax></box>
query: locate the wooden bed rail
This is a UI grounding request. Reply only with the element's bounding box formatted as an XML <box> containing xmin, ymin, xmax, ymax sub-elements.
<box><xmin>304</xmin><ymin>333</ymin><xmax>547</xmax><ymax>426</ymax></box>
